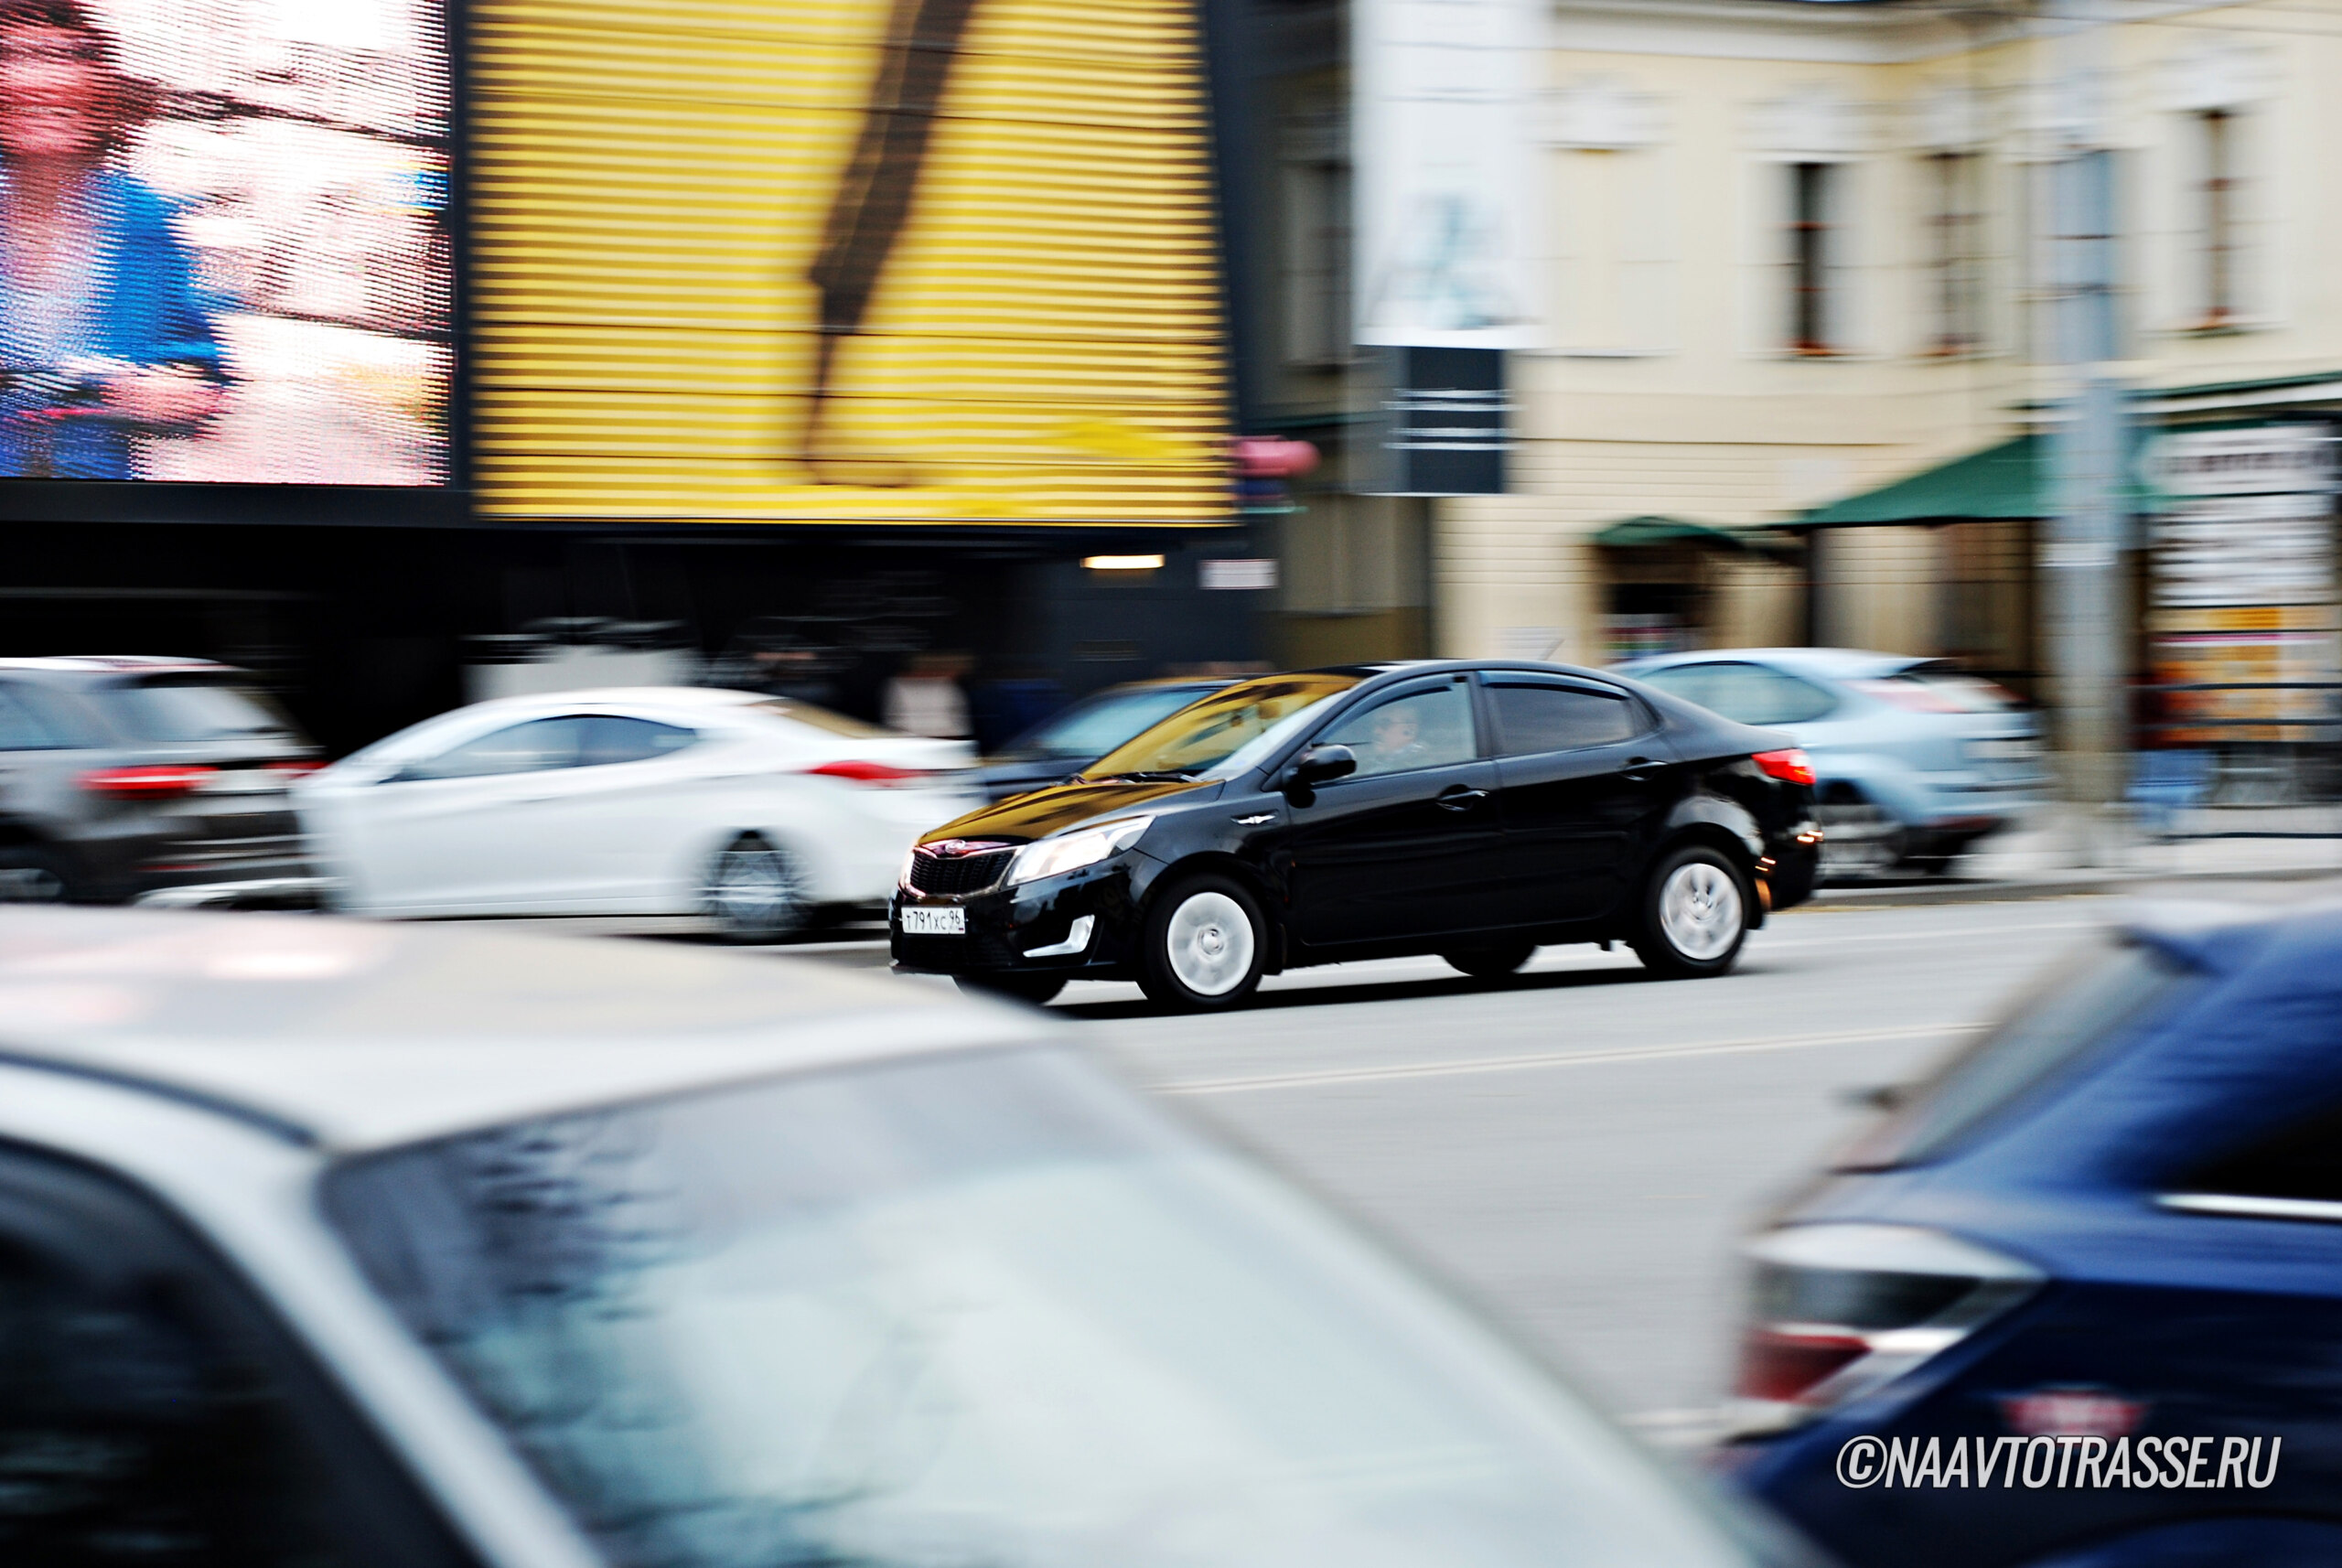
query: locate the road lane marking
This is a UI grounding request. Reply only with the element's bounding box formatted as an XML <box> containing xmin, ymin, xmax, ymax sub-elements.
<box><xmin>1153</xmin><ymin>1021</ymin><xmax>1983</xmax><ymax>1096</ymax></box>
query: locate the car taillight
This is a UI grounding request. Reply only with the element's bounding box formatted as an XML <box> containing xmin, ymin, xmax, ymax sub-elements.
<box><xmin>805</xmin><ymin>759</ymin><xmax>935</xmax><ymax>789</ymax></box>
<box><xmin>1728</xmin><ymin>1224</ymin><xmax>2042</xmax><ymax>1437</ymax></box>
<box><xmin>269</xmin><ymin>760</ymin><xmax>326</xmax><ymax>779</ymax></box>
<box><xmin>79</xmin><ymin>765</ymin><xmax>217</xmax><ymax>798</ymax></box>
<box><xmin>1751</xmin><ymin>748</ymin><xmax>1816</xmax><ymax>787</ymax></box>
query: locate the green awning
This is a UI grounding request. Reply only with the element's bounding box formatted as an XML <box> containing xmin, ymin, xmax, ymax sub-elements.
<box><xmin>1593</xmin><ymin>515</ymin><xmax>1761</xmax><ymax>549</ymax></box>
<box><xmin>1790</xmin><ymin>435</ymin><xmax>2044</xmax><ymax>529</ymax></box>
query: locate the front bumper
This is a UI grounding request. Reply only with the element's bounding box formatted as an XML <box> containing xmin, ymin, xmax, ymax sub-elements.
<box><xmin>890</xmin><ymin>857</ymin><xmax>1150</xmax><ymax>978</ymax></box>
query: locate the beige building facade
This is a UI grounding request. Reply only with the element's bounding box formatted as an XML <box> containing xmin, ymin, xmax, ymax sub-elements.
<box><xmin>1439</xmin><ymin>0</ymin><xmax>2342</xmax><ymax>678</ymax></box>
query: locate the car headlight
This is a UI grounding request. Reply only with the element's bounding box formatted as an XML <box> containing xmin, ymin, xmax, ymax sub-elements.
<box><xmin>1007</xmin><ymin>816</ymin><xmax>1153</xmax><ymax>886</ymax></box>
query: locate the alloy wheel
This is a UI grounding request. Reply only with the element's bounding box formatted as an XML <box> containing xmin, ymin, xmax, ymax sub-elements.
<box><xmin>1164</xmin><ymin>889</ymin><xmax>1254</xmax><ymax>997</ymax></box>
<box><xmin>704</xmin><ymin>836</ymin><xmax>809</xmax><ymax>942</ymax></box>
<box><xmin>1659</xmin><ymin>859</ymin><xmax>1743</xmax><ymax>961</ymax></box>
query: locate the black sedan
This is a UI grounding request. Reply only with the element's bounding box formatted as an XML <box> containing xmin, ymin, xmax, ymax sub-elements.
<box><xmin>891</xmin><ymin>660</ymin><xmax>1822</xmax><ymax>1009</ymax></box>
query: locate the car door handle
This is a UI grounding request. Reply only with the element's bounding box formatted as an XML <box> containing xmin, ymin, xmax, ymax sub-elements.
<box><xmin>1621</xmin><ymin>757</ymin><xmax>1658</xmax><ymax>783</ymax></box>
<box><xmin>1435</xmin><ymin>787</ymin><xmax>1489</xmax><ymax>811</ymax></box>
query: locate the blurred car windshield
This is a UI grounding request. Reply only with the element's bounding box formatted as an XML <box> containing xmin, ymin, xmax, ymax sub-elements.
<box><xmin>1084</xmin><ymin>672</ymin><xmax>1363</xmax><ymax>779</ymax></box>
<box><xmin>1837</xmin><ymin>939</ymin><xmax>2203</xmax><ymax>1170</ymax></box>
<box><xmin>327</xmin><ymin>1047</ymin><xmax>1766</xmax><ymax>1568</ymax></box>
<box><xmin>105</xmin><ymin>678</ymin><xmax>301</xmax><ymax>743</ymax></box>
<box><xmin>750</xmin><ymin>698</ymin><xmax>891</xmax><ymax>738</ymax></box>
<box><xmin>1008</xmin><ymin>686</ymin><xmax>1215</xmax><ymax>760</ymax></box>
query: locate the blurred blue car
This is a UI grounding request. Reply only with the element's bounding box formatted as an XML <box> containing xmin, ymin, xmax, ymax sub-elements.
<box><xmin>1717</xmin><ymin>898</ymin><xmax>2342</xmax><ymax>1567</ymax></box>
<box><xmin>1613</xmin><ymin>649</ymin><xmax>2047</xmax><ymax>874</ymax></box>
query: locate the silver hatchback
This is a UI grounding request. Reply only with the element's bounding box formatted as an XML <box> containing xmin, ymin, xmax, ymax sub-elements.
<box><xmin>1613</xmin><ymin>648</ymin><xmax>2048</xmax><ymax>875</ymax></box>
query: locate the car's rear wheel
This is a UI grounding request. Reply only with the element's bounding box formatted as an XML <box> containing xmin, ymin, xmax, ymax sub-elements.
<box><xmin>1633</xmin><ymin>843</ymin><xmax>1749</xmax><ymax>979</ymax></box>
<box><xmin>954</xmin><ymin>973</ymin><xmax>1068</xmax><ymax>1006</ymax></box>
<box><xmin>0</xmin><ymin>842</ymin><xmax>78</xmax><ymax>905</ymax></box>
<box><xmin>703</xmin><ymin>833</ymin><xmax>811</xmax><ymax>943</ymax></box>
<box><xmin>1442</xmin><ymin>942</ymin><xmax>1535</xmax><ymax>979</ymax></box>
<box><xmin>1139</xmin><ymin>873</ymin><xmax>1266</xmax><ymax>1011</ymax></box>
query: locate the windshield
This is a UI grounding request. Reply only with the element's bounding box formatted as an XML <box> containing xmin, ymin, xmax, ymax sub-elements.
<box><xmin>1836</xmin><ymin>939</ymin><xmax>2201</xmax><ymax>1170</ymax></box>
<box><xmin>327</xmin><ymin>1048</ymin><xmax>1767</xmax><ymax>1568</ymax></box>
<box><xmin>104</xmin><ymin>678</ymin><xmax>301</xmax><ymax>744</ymax></box>
<box><xmin>1084</xmin><ymin>673</ymin><xmax>1363</xmax><ymax>780</ymax></box>
<box><xmin>1010</xmin><ymin>686</ymin><xmax>1216</xmax><ymax>760</ymax></box>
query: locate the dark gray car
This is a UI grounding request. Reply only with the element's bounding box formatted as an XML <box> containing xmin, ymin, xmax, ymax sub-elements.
<box><xmin>0</xmin><ymin>657</ymin><xmax>321</xmax><ymax>905</ymax></box>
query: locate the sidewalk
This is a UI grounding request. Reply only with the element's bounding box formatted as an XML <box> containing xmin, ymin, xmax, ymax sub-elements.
<box><xmin>1805</xmin><ymin>808</ymin><xmax>2342</xmax><ymax>909</ymax></box>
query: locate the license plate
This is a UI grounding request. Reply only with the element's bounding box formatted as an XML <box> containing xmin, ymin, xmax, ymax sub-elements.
<box><xmin>901</xmin><ymin>905</ymin><xmax>966</xmax><ymax>936</ymax></box>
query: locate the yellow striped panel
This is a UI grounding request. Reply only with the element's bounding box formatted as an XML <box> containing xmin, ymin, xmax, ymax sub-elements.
<box><xmin>471</xmin><ymin>0</ymin><xmax>1232</xmax><ymax>525</ymax></box>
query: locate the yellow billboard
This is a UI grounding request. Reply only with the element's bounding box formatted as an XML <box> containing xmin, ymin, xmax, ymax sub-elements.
<box><xmin>470</xmin><ymin>0</ymin><xmax>1230</xmax><ymax>524</ymax></box>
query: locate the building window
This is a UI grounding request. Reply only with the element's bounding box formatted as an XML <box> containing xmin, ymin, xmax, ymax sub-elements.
<box><xmin>1280</xmin><ymin>134</ymin><xmax>1352</xmax><ymax>368</ymax></box>
<box><xmin>2194</xmin><ymin>108</ymin><xmax>2240</xmax><ymax>328</ymax></box>
<box><xmin>1788</xmin><ymin>162</ymin><xmax>1837</xmax><ymax>354</ymax></box>
<box><xmin>1924</xmin><ymin>151</ymin><xmax>1985</xmax><ymax>354</ymax></box>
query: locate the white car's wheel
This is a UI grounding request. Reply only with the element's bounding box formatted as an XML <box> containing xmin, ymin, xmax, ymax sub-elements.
<box><xmin>704</xmin><ymin>834</ymin><xmax>811</xmax><ymax>943</ymax></box>
<box><xmin>1632</xmin><ymin>844</ymin><xmax>1749</xmax><ymax>979</ymax></box>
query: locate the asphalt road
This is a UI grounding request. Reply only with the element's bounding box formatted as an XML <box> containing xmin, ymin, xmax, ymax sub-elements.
<box><xmin>873</xmin><ymin>897</ymin><xmax>2124</xmax><ymax>1438</ymax></box>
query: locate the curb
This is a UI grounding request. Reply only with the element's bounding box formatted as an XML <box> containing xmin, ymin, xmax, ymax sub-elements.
<box><xmin>1799</xmin><ymin>865</ymin><xmax>2342</xmax><ymax>910</ymax></box>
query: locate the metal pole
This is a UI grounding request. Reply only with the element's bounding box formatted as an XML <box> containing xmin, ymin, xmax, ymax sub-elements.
<box><xmin>2042</xmin><ymin>0</ymin><xmax>2131</xmax><ymax>861</ymax></box>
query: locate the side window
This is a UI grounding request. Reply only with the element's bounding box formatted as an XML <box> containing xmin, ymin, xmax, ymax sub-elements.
<box><xmin>398</xmin><ymin>716</ymin><xmax>586</xmax><ymax>781</ymax></box>
<box><xmin>2183</xmin><ymin>1102</ymin><xmax>2342</xmax><ymax>1207</ymax></box>
<box><xmin>0</xmin><ymin>687</ymin><xmax>63</xmax><ymax>751</ymax></box>
<box><xmin>1486</xmin><ymin>681</ymin><xmax>1638</xmax><ymax>754</ymax></box>
<box><xmin>0</xmin><ymin>1153</ymin><xmax>477</xmax><ymax>1566</ymax></box>
<box><xmin>1316</xmin><ymin>683</ymin><xmax>1477</xmax><ymax>779</ymax></box>
<box><xmin>583</xmin><ymin>716</ymin><xmax>698</xmax><ymax>767</ymax></box>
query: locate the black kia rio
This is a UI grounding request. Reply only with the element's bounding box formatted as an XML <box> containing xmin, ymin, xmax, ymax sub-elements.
<box><xmin>890</xmin><ymin>661</ymin><xmax>1823</xmax><ymax>1010</ymax></box>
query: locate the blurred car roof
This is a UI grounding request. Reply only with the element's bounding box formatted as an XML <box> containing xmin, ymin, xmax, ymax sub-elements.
<box><xmin>1618</xmin><ymin>647</ymin><xmax>1936</xmax><ymax>680</ymax></box>
<box><xmin>0</xmin><ymin>909</ymin><xmax>1030</xmax><ymax>1155</ymax></box>
<box><xmin>0</xmin><ymin>656</ymin><xmax>244</xmax><ymax>676</ymax></box>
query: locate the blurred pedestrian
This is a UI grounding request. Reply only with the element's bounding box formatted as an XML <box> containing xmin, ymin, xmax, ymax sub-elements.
<box><xmin>0</xmin><ymin>0</ymin><xmax>223</xmax><ymax>478</ymax></box>
<box><xmin>885</xmin><ymin>650</ymin><xmax>972</xmax><ymax>737</ymax></box>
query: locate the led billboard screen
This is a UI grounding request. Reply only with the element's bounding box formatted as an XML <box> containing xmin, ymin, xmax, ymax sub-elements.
<box><xmin>471</xmin><ymin>0</ymin><xmax>1230</xmax><ymax>526</ymax></box>
<box><xmin>0</xmin><ymin>0</ymin><xmax>451</xmax><ymax>486</ymax></box>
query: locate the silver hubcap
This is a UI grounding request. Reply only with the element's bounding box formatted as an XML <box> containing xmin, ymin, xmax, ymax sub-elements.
<box><xmin>706</xmin><ymin>842</ymin><xmax>806</xmax><ymax>935</ymax></box>
<box><xmin>1165</xmin><ymin>890</ymin><xmax>1253</xmax><ymax>996</ymax></box>
<box><xmin>1660</xmin><ymin>861</ymin><xmax>1742</xmax><ymax>961</ymax></box>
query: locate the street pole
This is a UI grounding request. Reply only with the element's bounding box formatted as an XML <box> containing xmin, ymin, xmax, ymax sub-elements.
<box><xmin>2042</xmin><ymin>0</ymin><xmax>2131</xmax><ymax>863</ymax></box>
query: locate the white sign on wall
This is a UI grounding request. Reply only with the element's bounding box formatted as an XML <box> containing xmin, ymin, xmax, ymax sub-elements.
<box><xmin>1353</xmin><ymin>0</ymin><xmax>1540</xmax><ymax>349</ymax></box>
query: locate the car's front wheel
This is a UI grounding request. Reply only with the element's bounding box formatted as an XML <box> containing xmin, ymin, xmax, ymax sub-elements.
<box><xmin>1139</xmin><ymin>873</ymin><xmax>1266</xmax><ymax>1011</ymax></box>
<box><xmin>1632</xmin><ymin>843</ymin><xmax>1749</xmax><ymax>979</ymax></box>
<box><xmin>703</xmin><ymin>833</ymin><xmax>811</xmax><ymax>943</ymax></box>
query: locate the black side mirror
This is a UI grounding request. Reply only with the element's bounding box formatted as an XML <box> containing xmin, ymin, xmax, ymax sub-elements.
<box><xmin>1284</xmin><ymin>744</ymin><xmax>1357</xmax><ymax>792</ymax></box>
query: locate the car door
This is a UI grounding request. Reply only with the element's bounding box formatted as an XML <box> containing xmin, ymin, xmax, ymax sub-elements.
<box><xmin>1279</xmin><ymin>675</ymin><xmax>1508</xmax><ymax>948</ymax></box>
<box><xmin>345</xmin><ymin>714</ymin><xmax>589</xmax><ymax>910</ymax></box>
<box><xmin>495</xmin><ymin>714</ymin><xmax>706</xmax><ymax>908</ymax></box>
<box><xmin>0</xmin><ymin>1144</ymin><xmax>480</xmax><ymax>1567</ymax></box>
<box><xmin>1482</xmin><ymin>672</ymin><xmax>1672</xmax><ymax>927</ymax></box>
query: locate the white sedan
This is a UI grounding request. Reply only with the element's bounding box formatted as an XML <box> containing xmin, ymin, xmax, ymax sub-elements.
<box><xmin>295</xmin><ymin>687</ymin><xmax>982</xmax><ymax>938</ymax></box>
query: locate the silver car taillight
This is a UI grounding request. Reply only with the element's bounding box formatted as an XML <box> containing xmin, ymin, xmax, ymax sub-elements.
<box><xmin>1727</xmin><ymin>1223</ymin><xmax>2043</xmax><ymax>1438</ymax></box>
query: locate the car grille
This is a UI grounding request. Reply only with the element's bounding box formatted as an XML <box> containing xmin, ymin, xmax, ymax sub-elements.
<box><xmin>907</xmin><ymin>843</ymin><xmax>1015</xmax><ymax>896</ymax></box>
